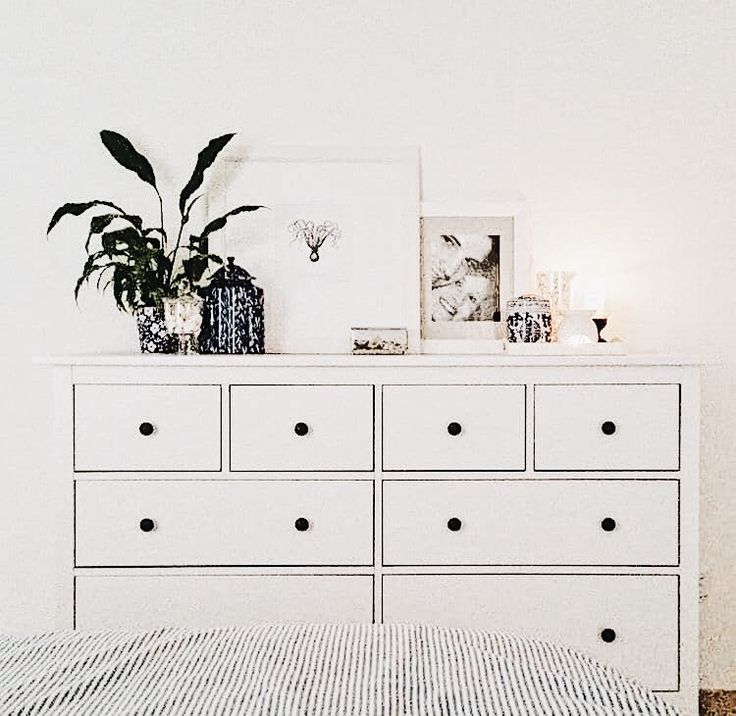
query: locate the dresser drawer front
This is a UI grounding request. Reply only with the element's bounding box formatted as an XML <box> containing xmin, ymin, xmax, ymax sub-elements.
<box><xmin>230</xmin><ymin>385</ymin><xmax>374</xmax><ymax>471</ymax></box>
<box><xmin>383</xmin><ymin>574</ymin><xmax>678</xmax><ymax>691</ymax></box>
<box><xmin>76</xmin><ymin>481</ymin><xmax>373</xmax><ymax>566</ymax></box>
<box><xmin>76</xmin><ymin>574</ymin><xmax>373</xmax><ymax>630</ymax></box>
<box><xmin>383</xmin><ymin>480</ymin><xmax>678</xmax><ymax>566</ymax></box>
<box><xmin>534</xmin><ymin>384</ymin><xmax>680</xmax><ymax>471</ymax></box>
<box><xmin>74</xmin><ymin>385</ymin><xmax>222</xmax><ymax>472</ymax></box>
<box><xmin>382</xmin><ymin>385</ymin><xmax>526</xmax><ymax>471</ymax></box>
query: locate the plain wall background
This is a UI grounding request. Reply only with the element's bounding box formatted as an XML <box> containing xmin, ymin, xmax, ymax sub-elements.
<box><xmin>1</xmin><ymin>0</ymin><xmax>733</xmax><ymax>688</ymax></box>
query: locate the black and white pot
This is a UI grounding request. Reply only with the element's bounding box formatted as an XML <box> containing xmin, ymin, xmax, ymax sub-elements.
<box><xmin>135</xmin><ymin>307</ymin><xmax>177</xmax><ymax>354</ymax></box>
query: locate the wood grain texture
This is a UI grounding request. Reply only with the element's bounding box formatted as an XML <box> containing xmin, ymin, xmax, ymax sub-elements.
<box><xmin>699</xmin><ymin>691</ymin><xmax>736</xmax><ymax>716</ymax></box>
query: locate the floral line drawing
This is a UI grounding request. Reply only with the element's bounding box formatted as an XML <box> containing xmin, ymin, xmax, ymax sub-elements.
<box><xmin>288</xmin><ymin>219</ymin><xmax>341</xmax><ymax>262</ymax></box>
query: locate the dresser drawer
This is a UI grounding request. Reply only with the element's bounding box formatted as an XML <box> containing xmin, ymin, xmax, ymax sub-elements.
<box><xmin>383</xmin><ymin>480</ymin><xmax>678</xmax><ymax>566</ymax></box>
<box><xmin>76</xmin><ymin>574</ymin><xmax>374</xmax><ymax>630</ymax></box>
<box><xmin>230</xmin><ymin>385</ymin><xmax>374</xmax><ymax>471</ymax></box>
<box><xmin>74</xmin><ymin>384</ymin><xmax>222</xmax><ymax>472</ymax></box>
<box><xmin>383</xmin><ymin>574</ymin><xmax>678</xmax><ymax>691</ymax></box>
<box><xmin>382</xmin><ymin>385</ymin><xmax>526</xmax><ymax>471</ymax></box>
<box><xmin>75</xmin><ymin>480</ymin><xmax>373</xmax><ymax>566</ymax></box>
<box><xmin>534</xmin><ymin>384</ymin><xmax>680</xmax><ymax>471</ymax></box>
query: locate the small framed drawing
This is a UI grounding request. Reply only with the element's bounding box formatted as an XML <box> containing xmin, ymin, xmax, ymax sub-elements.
<box><xmin>420</xmin><ymin>200</ymin><xmax>530</xmax><ymax>353</ymax></box>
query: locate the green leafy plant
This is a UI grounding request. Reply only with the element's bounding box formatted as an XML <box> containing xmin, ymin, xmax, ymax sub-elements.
<box><xmin>47</xmin><ymin>131</ymin><xmax>263</xmax><ymax>312</ymax></box>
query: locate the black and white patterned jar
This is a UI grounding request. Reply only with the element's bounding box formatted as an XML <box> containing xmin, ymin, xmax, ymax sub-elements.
<box><xmin>198</xmin><ymin>257</ymin><xmax>265</xmax><ymax>354</ymax></box>
<box><xmin>505</xmin><ymin>295</ymin><xmax>552</xmax><ymax>343</ymax></box>
<box><xmin>135</xmin><ymin>307</ymin><xmax>177</xmax><ymax>353</ymax></box>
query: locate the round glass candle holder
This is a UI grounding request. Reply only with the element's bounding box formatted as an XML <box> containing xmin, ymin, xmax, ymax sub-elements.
<box><xmin>163</xmin><ymin>294</ymin><xmax>204</xmax><ymax>354</ymax></box>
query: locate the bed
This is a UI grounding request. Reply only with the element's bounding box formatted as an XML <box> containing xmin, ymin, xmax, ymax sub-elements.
<box><xmin>0</xmin><ymin>624</ymin><xmax>679</xmax><ymax>715</ymax></box>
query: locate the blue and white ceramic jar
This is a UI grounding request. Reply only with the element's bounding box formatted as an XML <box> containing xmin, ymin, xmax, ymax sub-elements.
<box><xmin>505</xmin><ymin>294</ymin><xmax>552</xmax><ymax>343</ymax></box>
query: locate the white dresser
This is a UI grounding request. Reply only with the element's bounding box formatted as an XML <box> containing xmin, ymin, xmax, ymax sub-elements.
<box><xmin>45</xmin><ymin>354</ymin><xmax>699</xmax><ymax>714</ymax></box>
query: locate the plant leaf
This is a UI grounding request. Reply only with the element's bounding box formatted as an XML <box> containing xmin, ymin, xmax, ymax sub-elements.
<box><xmin>47</xmin><ymin>201</ymin><xmax>124</xmax><ymax>234</ymax></box>
<box><xmin>179</xmin><ymin>133</ymin><xmax>235</xmax><ymax>214</ymax></box>
<box><xmin>101</xmin><ymin>226</ymin><xmax>139</xmax><ymax>255</ymax></box>
<box><xmin>201</xmin><ymin>205</ymin><xmax>264</xmax><ymax>239</ymax></box>
<box><xmin>100</xmin><ymin>130</ymin><xmax>157</xmax><ymax>187</ymax></box>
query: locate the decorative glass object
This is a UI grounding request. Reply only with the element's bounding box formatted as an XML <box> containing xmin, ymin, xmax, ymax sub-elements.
<box><xmin>198</xmin><ymin>257</ymin><xmax>265</xmax><ymax>354</ymax></box>
<box><xmin>557</xmin><ymin>309</ymin><xmax>598</xmax><ymax>345</ymax></box>
<box><xmin>536</xmin><ymin>271</ymin><xmax>574</xmax><ymax>341</ymax></box>
<box><xmin>163</xmin><ymin>286</ymin><xmax>204</xmax><ymax>354</ymax></box>
<box><xmin>505</xmin><ymin>294</ymin><xmax>552</xmax><ymax>343</ymax></box>
<box><xmin>135</xmin><ymin>307</ymin><xmax>177</xmax><ymax>354</ymax></box>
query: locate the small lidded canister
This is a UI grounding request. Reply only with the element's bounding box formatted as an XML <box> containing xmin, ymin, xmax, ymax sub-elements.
<box><xmin>505</xmin><ymin>294</ymin><xmax>552</xmax><ymax>343</ymax></box>
<box><xmin>198</xmin><ymin>257</ymin><xmax>265</xmax><ymax>354</ymax></box>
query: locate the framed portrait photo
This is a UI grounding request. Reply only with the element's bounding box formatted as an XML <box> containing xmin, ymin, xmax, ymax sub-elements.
<box><xmin>420</xmin><ymin>201</ymin><xmax>529</xmax><ymax>350</ymax></box>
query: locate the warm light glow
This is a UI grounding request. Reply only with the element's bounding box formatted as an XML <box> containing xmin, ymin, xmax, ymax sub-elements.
<box><xmin>584</xmin><ymin>287</ymin><xmax>607</xmax><ymax>317</ymax></box>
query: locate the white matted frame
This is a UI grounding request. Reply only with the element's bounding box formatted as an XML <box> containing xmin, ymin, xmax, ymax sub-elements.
<box><xmin>420</xmin><ymin>200</ymin><xmax>530</xmax><ymax>352</ymax></box>
<box><xmin>208</xmin><ymin>147</ymin><xmax>421</xmax><ymax>354</ymax></box>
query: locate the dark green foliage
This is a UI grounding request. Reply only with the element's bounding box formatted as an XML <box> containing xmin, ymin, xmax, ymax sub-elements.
<box><xmin>47</xmin><ymin>201</ymin><xmax>124</xmax><ymax>234</ymax></box>
<box><xmin>201</xmin><ymin>205</ymin><xmax>264</xmax><ymax>239</ymax></box>
<box><xmin>100</xmin><ymin>130</ymin><xmax>157</xmax><ymax>187</ymax></box>
<box><xmin>48</xmin><ymin>131</ymin><xmax>263</xmax><ymax>313</ymax></box>
<box><xmin>179</xmin><ymin>133</ymin><xmax>235</xmax><ymax>214</ymax></box>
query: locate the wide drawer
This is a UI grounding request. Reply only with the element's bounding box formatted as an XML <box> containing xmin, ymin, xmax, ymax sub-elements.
<box><xmin>230</xmin><ymin>385</ymin><xmax>374</xmax><ymax>471</ymax></box>
<box><xmin>75</xmin><ymin>480</ymin><xmax>373</xmax><ymax>566</ymax></box>
<box><xmin>382</xmin><ymin>574</ymin><xmax>679</xmax><ymax>691</ymax></box>
<box><xmin>74</xmin><ymin>384</ymin><xmax>222</xmax><ymax>472</ymax></box>
<box><xmin>383</xmin><ymin>480</ymin><xmax>678</xmax><ymax>566</ymax></box>
<box><xmin>534</xmin><ymin>384</ymin><xmax>680</xmax><ymax>471</ymax></box>
<box><xmin>382</xmin><ymin>385</ymin><xmax>526</xmax><ymax>471</ymax></box>
<box><xmin>76</xmin><ymin>574</ymin><xmax>373</xmax><ymax>630</ymax></box>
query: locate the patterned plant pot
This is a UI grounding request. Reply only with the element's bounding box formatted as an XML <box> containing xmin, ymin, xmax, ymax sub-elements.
<box><xmin>135</xmin><ymin>307</ymin><xmax>177</xmax><ymax>354</ymax></box>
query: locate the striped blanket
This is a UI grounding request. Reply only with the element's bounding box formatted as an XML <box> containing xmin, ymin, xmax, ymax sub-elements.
<box><xmin>0</xmin><ymin>624</ymin><xmax>679</xmax><ymax>715</ymax></box>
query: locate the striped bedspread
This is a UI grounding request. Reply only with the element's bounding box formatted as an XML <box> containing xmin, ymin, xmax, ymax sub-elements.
<box><xmin>0</xmin><ymin>624</ymin><xmax>679</xmax><ymax>715</ymax></box>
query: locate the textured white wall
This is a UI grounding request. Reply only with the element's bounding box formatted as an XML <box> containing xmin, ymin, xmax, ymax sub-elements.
<box><xmin>1</xmin><ymin>0</ymin><xmax>733</xmax><ymax>687</ymax></box>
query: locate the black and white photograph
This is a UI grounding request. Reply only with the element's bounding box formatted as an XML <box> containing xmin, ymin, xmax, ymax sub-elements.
<box><xmin>421</xmin><ymin>214</ymin><xmax>515</xmax><ymax>342</ymax></box>
<box><xmin>430</xmin><ymin>231</ymin><xmax>500</xmax><ymax>323</ymax></box>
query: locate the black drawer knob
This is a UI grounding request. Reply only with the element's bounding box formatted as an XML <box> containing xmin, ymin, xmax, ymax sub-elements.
<box><xmin>139</xmin><ymin>518</ymin><xmax>156</xmax><ymax>533</ymax></box>
<box><xmin>447</xmin><ymin>422</ymin><xmax>463</xmax><ymax>436</ymax></box>
<box><xmin>294</xmin><ymin>422</ymin><xmax>310</xmax><ymax>437</ymax></box>
<box><xmin>600</xmin><ymin>628</ymin><xmax>616</xmax><ymax>643</ymax></box>
<box><xmin>139</xmin><ymin>421</ymin><xmax>155</xmax><ymax>436</ymax></box>
<box><xmin>601</xmin><ymin>517</ymin><xmax>617</xmax><ymax>532</ymax></box>
<box><xmin>294</xmin><ymin>517</ymin><xmax>310</xmax><ymax>532</ymax></box>
<box><xmin>601</xmin><ymin>421</ymin><xmax>617</xmax><ymax>436</ymax></box>
<box><xmin>447</xmin><ymin>517</ymin><xmax>463</xmax><ymax>532</ymax></box>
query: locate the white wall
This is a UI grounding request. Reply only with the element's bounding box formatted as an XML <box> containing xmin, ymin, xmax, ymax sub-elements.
<box><xmin>1</xmin><ymin>0</ymin><xmax>733</xmax><ymax>688</ymax></box>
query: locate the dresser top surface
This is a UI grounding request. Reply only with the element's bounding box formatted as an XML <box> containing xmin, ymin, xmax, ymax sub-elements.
<box><xmin>36</xmin><ymin>353</ymin><xmax>701</xmax><ymax>368</ymax></box>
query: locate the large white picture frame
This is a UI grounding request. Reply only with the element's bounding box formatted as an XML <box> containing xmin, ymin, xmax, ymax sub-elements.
<box><xmin>420</xmin><ymin>200</ymin><xmax>530</xmax><ymax>351</ymax></box>
<box><xmin>209</xmin><ymin>146</ymin><xmax>420</xmax><ymax>354</ymax></box>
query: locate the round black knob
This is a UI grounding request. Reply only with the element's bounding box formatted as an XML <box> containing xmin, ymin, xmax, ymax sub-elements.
<box><xmin>447</xmin><ymin>422</ymin><xmax>462</xmax><ymax>436</ymax></box>
<box><xmin>600</xmin><ymin>628</ymin><xmax>616</xmax><ymax>643</ymax></box>
<box><xmin>139</xmin><ymin>518</ymin><xmax>156</xmax><ymax>533</ymax></box>
<box><xmin>139</xmin><ymin>421</ymin><xmax>155</xmax><ymax>436</ymax></box>
<box><xmin>447</xmin><ymin>517</ymin><xmax>462</xmax><ymax>532</ymax></box>
<box><xmin>294</xmin><ymin>422</ymin><xmax>309</xmax><ymax>437</ymax></box>
<box><xmin>601</xmin><ymin>517</ymin><xmax>617</xmax><ymax>532</ymax></box>
<box><xmin>294</xmin><ymin>517</ymin><xmax>310</xmax><ymax>532</ymax></box>
<box><xmin>601</xmin><ymin>421</ymin><xmax>617</xmax><ymax>436</ymax></box>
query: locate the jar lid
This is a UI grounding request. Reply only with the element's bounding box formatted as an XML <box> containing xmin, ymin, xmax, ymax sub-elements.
<box><xmin>506</xmin><ymin>294</ymin><xmax>551</xmax><ymax>311</ymax></box>
<box><xmin>207</xmin><ymin>257</ymin><xmax>256</xmax><ymax>288</ymax></box>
